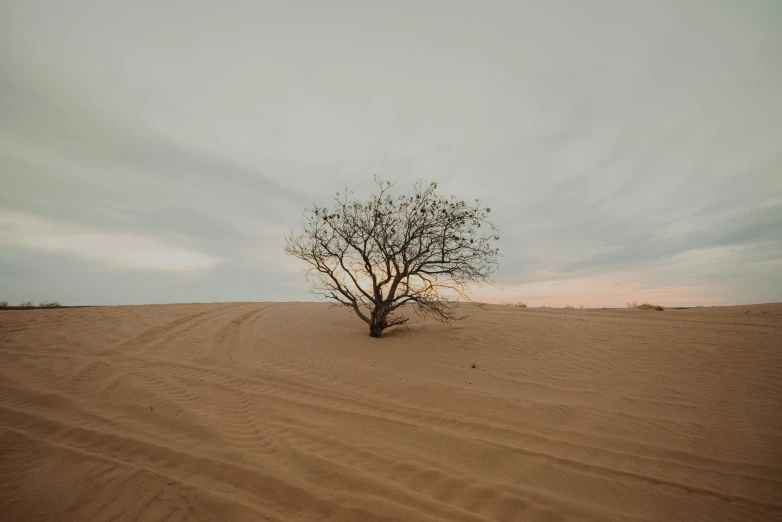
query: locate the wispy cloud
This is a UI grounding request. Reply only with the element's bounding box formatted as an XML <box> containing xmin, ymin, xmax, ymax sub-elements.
<box><xmin>1</xmin><ymin>0</ymin><xmax>780</xmax><ymax>305</ymax></box>
<box><xmin>0</xmin><ymin>210</ymin><xmax>225</xmax><ymax>273</ymax></box>
<box><xmin>468</xmin><ymin>275</ymin><xmax>729</xmax><ymax>308</ymax></box>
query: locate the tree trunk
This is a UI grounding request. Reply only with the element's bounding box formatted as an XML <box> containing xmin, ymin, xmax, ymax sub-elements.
<box><xmin>369</xmin><ymin>324</ymin><xmax>384</xmax><ymax>338</ymax></box>
<box><xmin>369</xmin><ymin>307</ymin><xmax>387</xmax><ymax>338</ymax></box>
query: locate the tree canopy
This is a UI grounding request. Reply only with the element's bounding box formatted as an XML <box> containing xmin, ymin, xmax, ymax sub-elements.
<box><xmin>284</xmin><ymin>177</ymin><xmax>500</xmax><ymax>337</ymax></box>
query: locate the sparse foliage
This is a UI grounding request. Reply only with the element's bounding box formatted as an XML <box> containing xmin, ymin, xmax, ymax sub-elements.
<box><xmin>39</xmin><ymin>301</ymin><xmax>62</xmax><ymax>308</ymax></box>
<box><xmin>18</xmin><ymin>301</ymin><xmax>35</xmax><ymax>309</ymax></box>
<box><xmin>285</xmin><ymin>177</ymin><xmax>500</xmax><ymax>337</ymax></box>
<box><xmin>564</xmin><ymin>304</ymin><xmax>574</xmax><ymax>309</ymax></box>
<box><xmin>500</xmin><ymin>302</ymin><xmax>526</xmax><ymax>308</ymax></box>
<box><xmin>0</xmin><ymin>301</ymin><xmax>8</xmax><ymax>308</ymax></box>
<box><xmin>627</xmin><ymin>301</ymin><xmax>664</xmax><ymax>311</ymax></box>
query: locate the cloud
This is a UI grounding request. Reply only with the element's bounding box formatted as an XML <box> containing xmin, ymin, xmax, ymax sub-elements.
<box><xmin>468</xmin><ymin>275</ymin><xmax>729</xmax><ymax>308</ymax></box>
<box><xmin>0</xmin><ymin>210</ymin><xmax>225</xmax><ymax>273</ymax></box>
<box><xmin>1</xmin><ymin>0</ymin><xmax>780</xmax><ymax>305</ymax></box>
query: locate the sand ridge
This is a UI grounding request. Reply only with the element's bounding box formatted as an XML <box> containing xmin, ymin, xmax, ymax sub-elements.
<box><xmin>1</xmin><ymin>302</ymin><xmax>781</xmax><ymax>521</ymax></box>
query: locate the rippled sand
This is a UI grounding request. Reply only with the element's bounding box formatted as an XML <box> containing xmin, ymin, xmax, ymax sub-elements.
<box><xmin>1</xmin><ymin>302</ymin><xmax>780</xmax><ymax>521</ymax></box>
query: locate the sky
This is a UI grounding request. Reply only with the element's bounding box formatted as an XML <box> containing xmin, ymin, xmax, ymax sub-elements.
<box><xmin>1</xmin><ymin>0</ymin><xmax>781</xmax><ymax>307</ymax></box>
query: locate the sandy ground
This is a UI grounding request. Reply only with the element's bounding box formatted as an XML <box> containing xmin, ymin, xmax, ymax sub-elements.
<box><xmin>0</xmin><ymin>302</ymin><xmax>781</xmax><ymax>521</ymax></box>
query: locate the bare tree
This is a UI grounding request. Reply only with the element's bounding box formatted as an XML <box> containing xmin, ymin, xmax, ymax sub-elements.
<box><xmin>284</xmin><ymin>177</ymin><xmax>500</xmax><ymax>337</ymax></box>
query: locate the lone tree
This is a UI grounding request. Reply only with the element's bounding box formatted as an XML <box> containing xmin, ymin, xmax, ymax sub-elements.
<box><xmin>284</xmin><ymin>177</ymin><xmax>500</xmax><ymax>337</ymax></box>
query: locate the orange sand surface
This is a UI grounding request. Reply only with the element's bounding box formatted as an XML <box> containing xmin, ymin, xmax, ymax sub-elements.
<box><xmin>1</xmin><ymin>302</ymin><xmax>781</xmax><ymax>521</ymax></box>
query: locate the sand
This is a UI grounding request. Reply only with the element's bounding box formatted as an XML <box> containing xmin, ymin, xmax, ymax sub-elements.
<box><xmin>1</xmin><ymin>302</ymin><xmax>781</xmax><ymax>521</ymax></box>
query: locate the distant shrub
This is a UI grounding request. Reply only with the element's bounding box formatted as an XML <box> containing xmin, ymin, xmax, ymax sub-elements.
<box><xmin>626</xmin><ymin>301</ymin><xmax>637</xmax><ymax>308</ymax></box>
<box><xmin>18</xmin><ymin>301</ymin><xmax>35</xmax><ymax>309</ymax></box>
<box><xmin>0</xmin><ymin>301</ymin><xmax>8</xmax><ymax>308</ymax></box>
<box><xmin>638</xmin><ymin>303</ymin><xmax>664</xmax><ymax>311</ymax></box>
<box><xmin>500</xmin><ymin>301</ymin><xmax>527</xmax><ymax>308</ymax></box>
<box><xmin>564</xmin><ymin>304</ymin><xmax>574</xmax><ymax>309</ymax></box>
<box><xmin>579</xmin><ymin>305</ymin><xmax>585</xmax><ymax>309</ymax></box>
<box><xmin>39</xmin><ymin>301</ymin><xmax>62</xmax><ymax>308</ymax></box>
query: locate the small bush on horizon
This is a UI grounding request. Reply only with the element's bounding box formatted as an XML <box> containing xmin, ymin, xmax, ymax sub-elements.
<box><xmin>638</xmin><ymin>303</ymin><xmax>665</xmax><ymax>311</ymax></box>
<box><xmin>18</xmin><ymin>301</ymin><xmax>35</xmax><ymax>309</ymax></box>
<box><xmin>0</xmin><ymin>301</ymin><xmax>8</xmax><ymax>308</ymax></box>
<box><xmin>39</xmin><ymin>301</ymin><xmax>62</xmax><ymax>308</ymax></box>
<box><xmin>500</xmin><ymin>301</ymin><xmax>527</xmax><ymax>308</ymax></box>
<box><xmin>579</xmin><ymin>305</ymin><xmax>585</xmax><ymax>309</ymax></box>
<box><xmin>564</xmin><ymin>304</ymin><xmax>574</xmax><ymax>309</ymax></box>
<box><xmin>626</xmin><ymin>301</ymin><xmax>637</xmax><ymax>308</ymax></box>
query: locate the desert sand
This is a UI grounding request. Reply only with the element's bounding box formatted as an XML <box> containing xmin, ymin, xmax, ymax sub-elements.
<box><xmin>0</xmin><ymin>302</ymin><xmax>781</xmax><ymax>521</ymax></box>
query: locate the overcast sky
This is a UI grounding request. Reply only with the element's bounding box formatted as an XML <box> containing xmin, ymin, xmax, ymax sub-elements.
<box><xmin>2</xmin><ymin>0</ymin><xmax>781</xmax><ymax>307</ymax></box>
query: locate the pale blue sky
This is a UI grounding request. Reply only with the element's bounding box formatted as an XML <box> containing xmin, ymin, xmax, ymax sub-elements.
<box><xmin>1</xmin><ymin>0</ymin><xmax>781</xmax><ymax>306</ymax></box>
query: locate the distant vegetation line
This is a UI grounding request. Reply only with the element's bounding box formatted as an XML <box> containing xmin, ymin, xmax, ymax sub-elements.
<box><xmin>0</xmin><ymin>300</ymin><xmax>63</xmax><ymax>310</ymax></box>
<box><xmin>488</xmin><ymin>301</ymin><xmax>669</xmax><ymax>311</ymax></box>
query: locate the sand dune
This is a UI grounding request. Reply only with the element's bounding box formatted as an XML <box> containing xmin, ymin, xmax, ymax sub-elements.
<box><xmin>1</xmin><ymin>302</ymin><xmax>781</xmax><ymax>521</ymax></box>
